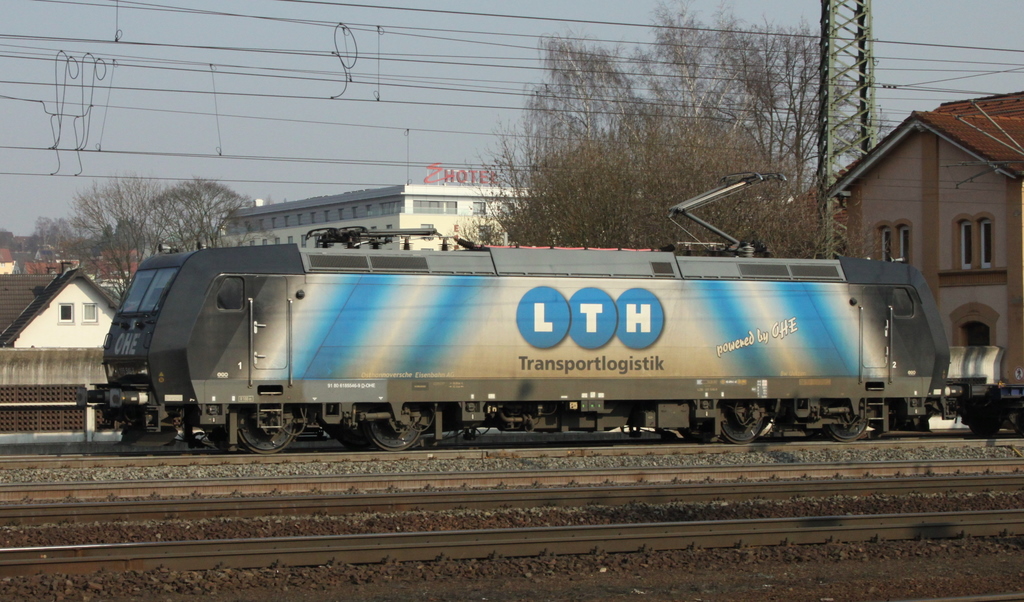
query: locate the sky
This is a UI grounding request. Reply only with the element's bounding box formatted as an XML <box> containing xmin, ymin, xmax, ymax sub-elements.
<box><xmin>2</xmin><ymin>0</ymin><xmax>1023</xmax><ymax>236</ymax></box>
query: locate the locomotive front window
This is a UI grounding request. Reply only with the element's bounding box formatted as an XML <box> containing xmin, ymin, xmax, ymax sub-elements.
<box><xmin>120</xmin><ymin>267</ymin><xmax>179</xmax><ymax>314</ymax></box>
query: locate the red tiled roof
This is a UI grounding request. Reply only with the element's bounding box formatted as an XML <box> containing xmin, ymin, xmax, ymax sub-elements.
<box><xmin>23</xmin><ymin>260</ymin><xmax>79</xmax><ymax>275</ymax></box>
<box><xmin>0</xmin><ymin>249</ymin><xmax>12</xmax><ymax>264</ymax></box>
<box><xmin>931</xmin><ymin>91</ymin><xmax>1024</xmax><ymax>118</ymax></box>
<box><xmin>830</xmin><ymin>91</ymin><xmax>1024</xmax><ymax>195</ymax></box>
<box><xmin>913</xmin><ymin>110</ymin><xmax>1024</xmax><ymax>172</ymax></box>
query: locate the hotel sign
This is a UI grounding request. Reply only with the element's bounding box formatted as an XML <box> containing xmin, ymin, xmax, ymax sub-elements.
<box><xmin>424</xmin><ymin>163</ymin><xmax>498</xmax><ymax>185</ymax></box>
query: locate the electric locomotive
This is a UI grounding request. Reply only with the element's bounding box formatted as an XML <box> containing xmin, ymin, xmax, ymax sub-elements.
<box><xmin>80</xmin><ymin>245</ymin><xmax>957</xmax><ymax>453</ymax></box>
<box><xmin>78</xmin><ymin>174</ymin><xmax>994</xmax><ymax>453</ymax></box>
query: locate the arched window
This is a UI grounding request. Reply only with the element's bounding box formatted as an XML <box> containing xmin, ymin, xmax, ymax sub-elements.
<box><xmin>962</xmin><ymin>321</ymin><xmax>990</xmax><ymax>346</ymax></box>
<box><xmin>979</xmin><ymin>218</ymin><xmax>992</xmax><ymax>268</ymax></box>
<box><xmin>959</xmin><ymin>220</ymin><xmax>973</xmax><ymax>269</ymax></box>
<box><xmin>897</xmin><ymin>225</ymin><xmax>910</xmax><ymax>263</ymax></box>
<box><xmin>880</xmin><ymin>226</ymin><xmax>892</xmax><ymax>261</ymax></box>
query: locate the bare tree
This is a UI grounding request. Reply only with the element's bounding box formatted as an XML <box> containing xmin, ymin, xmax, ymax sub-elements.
<box><xmin>70</xmin><ymin>174</ymin><xmax>165</xmax><ymax>299</ymax></box>
<box><xmin>31</xmin><ymin>216</ymin><xmax>82</xmax><ymax>257</ymax></box>
<box><xmin>715</xmin><ymin>20</ymin><xmax>820</xmax><ymax>190</ymax></box>
<box><xmin>70</xmin><ymin>175</ymin><xmax>252</xmax><ymax>299</ymax></box>
<box><xmin>154</xmin><ymin>178</ymin><xmax>253</xmax><ymax>250</ymax></box>
<box><xmin>490</xmin><ymin>4</ymin><xmax>830</xmax><ymax>257</ymax></box>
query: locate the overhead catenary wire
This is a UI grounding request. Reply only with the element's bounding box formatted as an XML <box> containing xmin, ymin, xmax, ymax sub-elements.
<box><xmin>0</xmin><ymin>42</ymin><xmax>1014</xmax><ymax>128</ymax></box>
<box><xmin>2</xmin><ymin>0</ymin><xmax>1022</xmax><ymax>228</ymax></box>
<box><xmin>31</xmin><ymin>0</ymin><xmax>1024</xmax><ymax>58</ymax></box>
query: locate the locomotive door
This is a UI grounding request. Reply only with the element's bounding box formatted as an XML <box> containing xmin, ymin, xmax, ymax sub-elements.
<box><xmin>249</xmin><ymin>276</ymin><xmax>289</xmax><ymax>372</ymax></box>
<box><xmin>855</xmin><ymin>285</ymin><xmax>890</xmax><ymax>384</ymax></box>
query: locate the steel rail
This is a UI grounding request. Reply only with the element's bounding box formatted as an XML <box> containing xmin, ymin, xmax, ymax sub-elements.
<box><xmin>0</xmin><ymin>435</ymin><xmax>1015</xmax><ymax>470</ymax></box>
<box><xmin>894</xmin><ymin>596</ymin><xmax>1024</xmax><ymax>602</ymax></box>
<box><xmin>0</xmin><ymin>509</ymin><xmax>1021</xmax><ymax>577</ymax></box>
<box><xmin>1</xmin><ymin>473</ymin><xmax>1023</xmax><ymax>526</ymax></box>
<box><xmin>893</xmin><ymin>595</ymin><xmax>1024</xmax><ymax>602</ymax></box>
<box><xmin>0</xmin><ymin>457</ymin><xmax>1021</xmax><ymax>502</ymax></box>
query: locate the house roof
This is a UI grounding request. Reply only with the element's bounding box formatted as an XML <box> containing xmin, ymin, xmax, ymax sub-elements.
<box><xmin>0</xmin><ymin>274</ymin><xmax>57</xmax><ymax>333</ymax></box>
<box><xmin>913</xmin><ymin>111</ymin><xmax>1024</xmax><ymax>173</ymax></box>
<box><xmin>931</xmin><ymin>91</ymin><xmax>1024</xmax><ymax>118</ymax></box>
<box><xmin>831</xmin><ymin>91</ymin><xmax>1024</xmax><ymax>195</ymax></box>
<box><xmin>0</xmin><ymin>269</ymin><xmax>117</xmax><ymax>348</ymax></box>
<box><xmin>0</xmin><ymin>249</ymin><xmax>12</xmax><ymax>264</ymax></box>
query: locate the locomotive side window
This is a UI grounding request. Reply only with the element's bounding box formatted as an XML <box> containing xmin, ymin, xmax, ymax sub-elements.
<box><xmin>891</xmin><ymin>288</ymin><xmax>914</xmax><ymax>318</ymax></box>
<box><xmin>217</xmin><ymin>277</ymin><xmax>244</xmax><ymax>310</ymax></box>
<box><xmin>120</xmin><ymin>268</ymin><xmax>179</xmax><ymax>314</ymax></box>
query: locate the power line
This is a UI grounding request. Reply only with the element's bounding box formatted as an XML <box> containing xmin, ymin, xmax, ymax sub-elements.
<box><xmin>3</xmin><ymin>1</ymin><xmax>1020</xmax><ymax>195</ymax></box>
<box><xmin>40</xmin><ymin>0</ymin><xmax>1024</xmax><ymax>57</ymax></box>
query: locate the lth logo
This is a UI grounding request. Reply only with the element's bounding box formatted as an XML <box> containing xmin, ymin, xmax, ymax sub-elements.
<box><xmin>516</xmin><ymin>287</ymin><xmax>664</xmax><ymax>349</ymax></box>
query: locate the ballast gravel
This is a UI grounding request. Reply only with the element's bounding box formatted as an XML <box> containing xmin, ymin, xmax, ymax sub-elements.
<box><xmin>1</xmin><ymin>444</ymin><xmax>1022</xmax><ymax>601</ymax></box>
<box><xmin>0</xmin><ymin>444</ymin><xmax>1015</xmax><ymax>484</ymax></box>
<box><xmin>1</xmin><ymin>490</ymin><xmax>1023</xmax><ymax>548</ymax></box>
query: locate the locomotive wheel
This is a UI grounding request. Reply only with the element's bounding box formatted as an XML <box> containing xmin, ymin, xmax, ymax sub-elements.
<box><xmin>823</xmin><ymin>417</ymin><xmax>868</xmax><ymax>442</ymax></box>
<box><xmin>719</xmin><ymin>402</ymin><xmax>767</xmax><ymax>444</ymax></box>
<box><xmin>237</xmin><ymin>410</ymin><xmax>303</xmax><ymax>454</ymax></box>
<box><xmin>321</xmin><ymin>424</ymin><xmax>373</xmax><ymax>450</ymax></box>
<box><xmin>362</xmin><ymin>419</ymin><xmax>422</xmax><ymax>451</ymax></box>
<box><xmin>966</xmin><ymin>412</ymin><xmax>1004</xmax><ymax>438</ymax></box>
<box><xmin>1015</xmin><ymin>412</ymin><xmax>1024</xmax><ymax>437</ymax></box>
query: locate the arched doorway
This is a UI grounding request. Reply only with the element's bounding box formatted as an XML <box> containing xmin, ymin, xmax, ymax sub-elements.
<box><xmin>961</xmin><ymin>321</ymin><xmax>991</xmax><ymax>346</ymax></box>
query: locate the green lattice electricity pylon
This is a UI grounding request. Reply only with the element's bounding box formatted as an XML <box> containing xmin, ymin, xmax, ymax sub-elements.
<box><xmin>818</xmin><ymin>0</ymin><xmax>877</xmax><ymax>254</ymax></box>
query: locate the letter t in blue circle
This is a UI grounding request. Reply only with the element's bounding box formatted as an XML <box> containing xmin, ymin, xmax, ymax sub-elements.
<box><xmin>569</xmin><ymin>288</ymin><xmax>617</xmax><ymax>348</ymax></box>
<box><xmin>516</xmin><ymin>287</ymin><xmax>569</xmax><ymax>348</ymax></box>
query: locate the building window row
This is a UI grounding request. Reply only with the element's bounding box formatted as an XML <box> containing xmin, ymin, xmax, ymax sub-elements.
<box><xmin>58</xmin><ymin>302</ymin><xmax>98</xmax><ymax>324</ymax></box>
<box><xmin>245</xmin><ymin>198</ymin><xmax>486</xmax><ymax>232</ymax></box>
<box><xmin>413</xmin><ymin>200</ymin><xmax>458</xmax><ymax>215</ymax></box>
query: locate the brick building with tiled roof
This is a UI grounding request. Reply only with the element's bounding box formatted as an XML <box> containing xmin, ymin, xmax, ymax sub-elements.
<box><xmin>831</xmin><ymin>91</ymin><xmax>1024</xmax><ymax>384</ymax></box>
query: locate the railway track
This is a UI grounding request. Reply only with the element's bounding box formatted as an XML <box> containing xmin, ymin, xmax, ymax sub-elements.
<box><xmin>0</xmin><ymin>457</ymin><xmax>1020</xmax><ymax>502</ymax></box>
<box><xmin>2</xmin><ymin>508</ymin><xmax>1022</xmax><ymax>577</ymax></box>
<box><xmin>1</xmin><ymin>454</ymin><xmax>1022</xmax><ymax>597</ymax></box>
<box><xmin>1</xmin><ymin>472</ymin><xmax>1022</xmax><ymax>526</ymax></box>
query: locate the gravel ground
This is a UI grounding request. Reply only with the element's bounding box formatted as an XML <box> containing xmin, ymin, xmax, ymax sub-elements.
<box><xmin>1</xmin><ymin>445</ymin><xmax>1023</xmax><ymax>601</ymax></box>
<box><xmin>6</xmin><ymin>536</ymin><xmax>1024</xmax><ymax>601</ymax></box>
<box><xmin>1</xmin><ymin>490</ymin><xmax>1023</xmax><ymax>548</ymax></box>
<box><xmin>0</xmin><ymin>445</ymin><xmax>1015</xmax><ymax>484</ymax></box>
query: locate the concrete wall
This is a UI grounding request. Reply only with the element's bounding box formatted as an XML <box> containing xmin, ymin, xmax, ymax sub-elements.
<box><xmin>0</xmin><ymin>348</ymin><xmax>105</xmax><ymax>385</ymax></box>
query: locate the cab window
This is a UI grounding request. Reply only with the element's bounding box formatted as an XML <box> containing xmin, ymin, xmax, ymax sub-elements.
<box><xmin>120</xmin><ymin>268</ymin><xmax>179</xmax><ymax>314</ymax></box>
<box><xmin>891</xmin><ymin>288</ymin><xmax>915</xmax><ymax>318</ymax></box>
<box><xmin>217</xmin><ymin>277</ymin><xmax>245</xmax><ymax>310</ymax></box>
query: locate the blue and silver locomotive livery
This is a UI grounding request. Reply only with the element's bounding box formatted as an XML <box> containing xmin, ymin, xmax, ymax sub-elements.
<box><xmin>82</xmin><ymin>229</ymin><xmax>993</xmax><ymax>453</ymax></box>
<box><xmin>79</xmin><ymin>174</ymin><xmax>1021</xmax><ymax>453</ymax></box>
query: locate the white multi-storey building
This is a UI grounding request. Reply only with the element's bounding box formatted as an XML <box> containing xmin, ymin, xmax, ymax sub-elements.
<box><xmin>229</xmin><ymin>177</ymin><xmax>506</xmax><ymax>251</ymax></box>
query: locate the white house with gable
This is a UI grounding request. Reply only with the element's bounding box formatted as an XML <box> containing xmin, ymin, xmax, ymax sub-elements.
<box><xmin>0</xmin><ymin>269</ymin><xmax>117</xmax><ymax>348</ymax></box>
